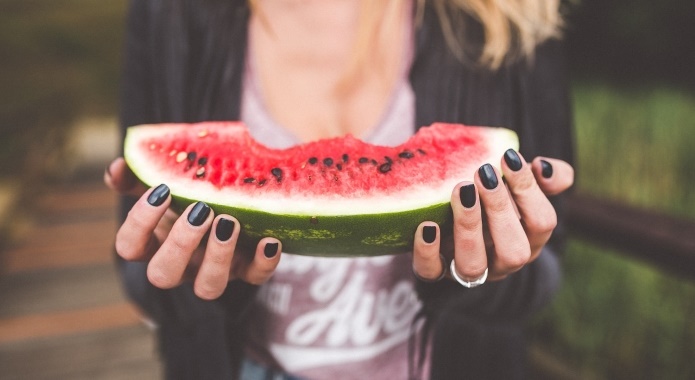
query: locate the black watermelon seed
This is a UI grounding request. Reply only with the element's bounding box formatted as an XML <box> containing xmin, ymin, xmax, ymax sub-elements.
<box><xmin>398</xmin><ymin>151</ymin><xmax>414</xmax><ymax>159</ymax></box>
<box><xmin>371</xmin><ymin>159</ymin><xmax>378</xmax><ymax>165</ymax></box>
<box><xmin>258</xmin><ymin>179</ymin><xmax>267</xmax><ymax>187</ymax></box>
<box><xmin>378</xmin><ymin>163</ymin><xmax>392</xmax><ymax>173</ymax></box>
<box><xmin>198</xmin><ymin>156</ymin><xmax>208</xmax><ymax>166</ymax></box>
<box><xmin>384</xmin><ymin>156</ymin><xmax>392</xmax><ymax>164</ymax></box>
<box><xmin>187</xmin><ymin>151</ymin><xmax>197</xmax><ymax>161</ymax></box>
<box><xmin>417</xmin><ymin>149</ymin><xmax>426</xmax><ymax>155</ymax></box>
<box><xmin>342</xmin><ymin>154</ymin><xmax>349</xmax><ymax>163</ymax></box>
<box><xmin>308</xmin><ymin>157</ymin><xmax>318</xmax><ymax>165</ymax></box>
<box><xmin>243</xmin><ymin>177</ymin><xmax>255</xmax><ymax>183</ymax></box>
<box><xmin>359</xmin><ymin>157</ymin><xmax>369</xmax><ymax>164</ymax></box>
<box><xmin>271</xmin><ymin>168</ymin><xmax>283</xmax><ymax>182</ymax></box>
<box><xmin>323</xmin><ymin>158</ymin><xmax>334</xmax><ymax>167</ymax></box>
<box><xmin>336</xmin><ymin>163</ymin><xmax>342</xmax><ymax>171</ymax></box>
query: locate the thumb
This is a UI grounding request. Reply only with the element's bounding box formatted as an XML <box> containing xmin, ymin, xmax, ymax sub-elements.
<box><xmin>104</xmin><ymin>157</ymin><xmax>148</xmax><ymax>196</ymax></box>
<box><xmin>531</xmin><ymin>157</ymin><xmax>574</xmax><ymax>196</ymax></box>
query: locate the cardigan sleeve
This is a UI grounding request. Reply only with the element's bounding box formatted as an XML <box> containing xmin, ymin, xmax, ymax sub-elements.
<box><xmin>411</xmin><ymin>19</ymin><xmax>573</xmax><ymax>323</ymax></box>
<box><xmin>116</xmin><ymin>0</ymin><xmax>258</xmax><ymax>328</ymax></box>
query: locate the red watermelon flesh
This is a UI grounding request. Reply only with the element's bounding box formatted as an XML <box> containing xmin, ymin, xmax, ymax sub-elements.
<box><xmin>124</xmin><ymin>122</ymin><xmax>518</xmax><ymax>256</ymax></box>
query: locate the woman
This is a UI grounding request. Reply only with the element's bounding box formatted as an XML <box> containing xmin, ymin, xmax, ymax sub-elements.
<box><xmin>105</xmin><ymin>0</ymin><xmax>574</xmax><ymax>379</ymax></box>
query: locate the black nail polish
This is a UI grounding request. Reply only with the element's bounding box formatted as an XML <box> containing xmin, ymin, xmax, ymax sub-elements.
<box><xmin>459</xmin><ymin>184</ymin><xmax>476</xmax><ymax>208</ymax></box>
<box><xmin>504</xmin><ymin>149</ymin><xmax>523</xmax><ymax>171</ymax></box>
<box><xmin>187</xmin><ymin>202</ymin><xmax>211</xmax><ymax>226</ymax></box>
<box><xmin>147</xmin><ymin>184</ymin><xmax>170</xmax><ymax>206</ymax></box>
<box><xmin>422</xmin><ymin>226</ymin><xmax>437</xmax><ymax>244</ymax></box>
<box><xmin>479</xmin><ymin>164</ymin><xmax>498</xmax><ymax>190</ymax></box>
<box><xmin>541</xmin><ymin>160</ymin><xmax>553</xmax><ymax>178</ymax></box>
<box><xmin>264</xmin><ymin>242</ymin><xmax>279</xmax><ymax>258</ymax></box>
<box><xmin>216</xmin><ymin>218</ymin><xmax>235</xmax><ymax>241</ymax></box>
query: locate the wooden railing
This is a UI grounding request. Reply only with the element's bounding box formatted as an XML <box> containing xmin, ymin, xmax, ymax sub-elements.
<box><xmin>566</xmin><ymin>193</ymin><xmax>695</xmax><ymax>281</ymax></box>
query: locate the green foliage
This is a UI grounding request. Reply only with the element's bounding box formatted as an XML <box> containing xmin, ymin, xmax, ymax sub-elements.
<box><xmin>0</xmin><ymin>0</ymin><xmax>126</xmax><ymax>180</ymax></box>
<box><xmin>534</xmin><ymin>240</ymin><xmax>695</xmax><ymax>379</ymax></box>
<box><xmin>531</xmin><ymin>83</ymin><xmax>695</xmax><ymax>379</ymax></box>
<box><xmin>572</xmin><ymin>84</ymin><xmax>695</xmax><ymax>218</ymax></box>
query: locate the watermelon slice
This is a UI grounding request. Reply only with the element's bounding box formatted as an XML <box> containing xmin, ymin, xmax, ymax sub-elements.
<box><xmin>124</xmin><ymin>122</ymin><xmax>518</xmax><ymax>256</ymax></box>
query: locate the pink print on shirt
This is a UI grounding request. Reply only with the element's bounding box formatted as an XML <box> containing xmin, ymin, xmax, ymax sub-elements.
<box><xmin>246</xmin><ymin>254</ymin><xmax>422</xmax><ymax>378</ymax></box>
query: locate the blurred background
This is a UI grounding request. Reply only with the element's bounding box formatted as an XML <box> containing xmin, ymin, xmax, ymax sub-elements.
<box><xmin>0</xmin><ymin>0</ymin><xmax>693</xmax><ymax>379</ymax></box>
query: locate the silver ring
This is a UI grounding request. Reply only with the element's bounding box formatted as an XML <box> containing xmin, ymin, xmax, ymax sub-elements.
<box><xmin>413</xmin><ymin>254</ymin><xmax>447</xmax><ymax>282</ymax></box>
<box><xmin>450</xmin><ymin>260</ymin><xmax>488</xmax><ymax>288</ymax></box>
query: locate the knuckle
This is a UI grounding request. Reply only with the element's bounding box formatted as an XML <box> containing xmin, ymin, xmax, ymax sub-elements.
<box><xmin>455</xmin><ymin>214</ymin><xmax>480</xmax><ymax>231</ymax></box>
<box><xmin>206</xmin><ymin>250</ymin><xmax>229</xmax><ymax>267</ymax></box>
<box><xmin>115</xmin><ymin>233</ymin><xmax>142</xmax><ymax>261</ymax></box>
<box><xmin>115</xmin><ymin>237</ymin><xmax>133</xmax><ymax>260</ymax></box>
<box><xmin>167</xmin><ymin>234</ymin><xmax>195</xmax><ymax>258</ymax></box>
<box><xmin>126</xmin><ymin>208</ymin><xmax>152</xmax><ymax>232</ymax></box>
<box><xmin>415</xmin><ymin>246</ymin><xmax>440</xmax><ymax>262</ymax></box>
<box><xmin>147</xmin><ymin>267</ymin><xmax>177</xmax><ymax>289</ymax></box>
<box><xmin>482</xmin><ymin>195</ymin><xmax>510</xmax><ymax>214</ymax></box>
<box><xmin>527</xmin><ymin>209</ymin><xmax>558</xmax><ymax>234</ymax></box>
<box><xmin>195</xmin><ymin>284</ymin><xmax>224</xmax><ymax>300</ymax></box>
<box><xmin>511</xmin><ymin>170</ymin><xmax>535</xmax><ymax>192</ymax></box>
<box><xmin>455</xmin><ymin>237</ymin><xmax>480</xmax><ymax>254</ymax></box>
<box><xmin>246</xmin><ymin>265</ymin><xmax>276</xmax><ymax>285</ymax></box>
<box><xmin>499</xmin><ymin>244</ymin><xmax>531</xmax><ymax>270</ymax></box>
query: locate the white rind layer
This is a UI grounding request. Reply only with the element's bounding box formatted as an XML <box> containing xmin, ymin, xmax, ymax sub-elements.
<box><xmin>125</xmin><ymin>125</ymin><xmax>518</xmax><ymax>216</ymax></box>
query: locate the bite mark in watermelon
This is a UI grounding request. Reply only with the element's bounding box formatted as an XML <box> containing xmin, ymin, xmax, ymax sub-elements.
<box><xmin>124</xmin><ymin>122</ymin><xmax>518</xmax><ymax>256</ymax></box>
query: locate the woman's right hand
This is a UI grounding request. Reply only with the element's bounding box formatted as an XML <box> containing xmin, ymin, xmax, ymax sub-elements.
<box><xmin>104</xmin><ymin>157</ymin><xmax>282</xmax><ymax>300</ymax></box>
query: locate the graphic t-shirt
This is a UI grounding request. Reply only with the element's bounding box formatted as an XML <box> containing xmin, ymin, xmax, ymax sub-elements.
<box><xmin>240</xmin><ymin>34</ymin><xmax>421</xmax><ymax>378</ymax></box>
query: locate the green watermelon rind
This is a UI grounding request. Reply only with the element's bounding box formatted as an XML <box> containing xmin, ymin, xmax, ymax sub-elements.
<box><xmin>169</xmin><ymin>194</ymin><xmax>453</xmax><ymax>257</ymax></box>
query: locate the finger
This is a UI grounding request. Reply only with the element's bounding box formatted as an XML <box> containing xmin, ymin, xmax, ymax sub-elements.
<box><xmin>105</xmin><ymin>157</ymin><xmax>148</xmax><ymax>196</ymax></box>
<box><xmin>476</xmin><ymin>164</ymin><xmax>530</xmax><ymax>279</ymax></box>
<box><xmin>450</xmin><ymin>182</ymin><xmax>488</xmax><ymax>281</ymax></box>
<box><xmin>412</xmin><ymin>222</ymin><xmax>444</xmax><ymax>281</ymax></box>
<box><xmin>242</xmin><ymin>238</ymin><xmax>282</xmax><ymax>285</ymax></box>
<box><xmin>115</xmin><ymin>184</ymin><xmax>171</xmax><ymax>261</ymax></box>
<box><xmin>502</xmin><ymin>150</ymin><xmax>557</xmax><ymax>259</ymax></box>
<box><xmin>147</xmin><ymin>201</ymin><xmax>213</xmax><ymax>289</ymax></box>
<box><xmin>194</xmin><ymin>216</ymin><xmax>240</xmax><ymax>300</ymax></box>
<box><xmin>531</xmin><ymin>157</ymin><xmax>574</xmax><ymax>196</ymax></box>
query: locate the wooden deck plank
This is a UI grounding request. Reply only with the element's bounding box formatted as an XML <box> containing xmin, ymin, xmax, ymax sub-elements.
<box><xmin>0</xmin><ymin>324</ymin><xmax>161</xmax><ymax>380</ymax></box>
<box><xmin>0</xmin><ymin>303</ymin><xmax>141</xmax><ymax>344</ymax></box>
<box><xmin>0</xmin><ymin>164</ymin><xmax>163</xmax><ymax>378</ymax></box>
<box><xmin>2</xmin><ymin>218</ymin><xmax>116</xmax><ymax>273</ymax></box>
<box><xmin>0</xmin><ymin>264</ymin><xmax>127</xmax><ymax>318</ymax></box>
<box><xmin>35</xmin><ymin>182</ymin><xmax>116</xmax><ymax>215</ymax></box>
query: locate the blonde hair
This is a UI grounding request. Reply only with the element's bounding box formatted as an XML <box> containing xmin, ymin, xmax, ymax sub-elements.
<box><xmin>427</xmin><ymin>0</ymin><xmax>564</xmax><ymax>68</ymax></box>
<box><xmin>338</xmin><ymin>0</ymin><xmax>564</xmax><ymax>93</ymax></box>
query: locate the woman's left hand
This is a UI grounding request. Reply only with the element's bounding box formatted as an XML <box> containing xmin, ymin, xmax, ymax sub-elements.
<box><xmin>412</xmin><ymin>150</ymin><xmax>574</xmax><ymax>284</ymax></box>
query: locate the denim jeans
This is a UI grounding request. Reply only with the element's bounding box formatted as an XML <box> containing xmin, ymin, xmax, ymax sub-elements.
<box><xmin>239</xmin><ymin>359</ymin><xmax>304</xmax><ymax>380</ymax></box>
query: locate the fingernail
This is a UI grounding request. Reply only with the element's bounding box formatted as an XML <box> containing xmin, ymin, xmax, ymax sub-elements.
<box><xmin>459</xmin><ymin>184</ymin><xmax>476</xmax><ymax>208</ymax></box>
<box><xmin>264</xmin><ymin>242</ymin><xmax>279</xmax><ymax>258</ymax></box>
<box><xmin>422</xmin><ymin>226</ymin><xmax>437</xmax><ymax>244</ymax></box>
<box><xmin>478</xmin><ymin>164</ymin><xmax>498</xmax><ymax>190</ymax></box>
<box><xmin>147</xmin><ymin>184</ymin><xmax>170</xmax><ymax>206</ymax></box>
<box><xmin>541</xmin><ymin>160</ymin><xmax>553</xmax><ymax>178</ymax></box>
<box><xmin>187</xmin><ymin>201</ymin><xmax>211</xmax><ymax>226</ymax></box>
<box><xmin>216</xmin><ymin>218</ymin><xmax>235</xmax><ymax>241</ymax></box>
<box><xmin>504</xmin><ymin>149</ymin><xmax>523</xmax><ymax>171</ymax></box>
